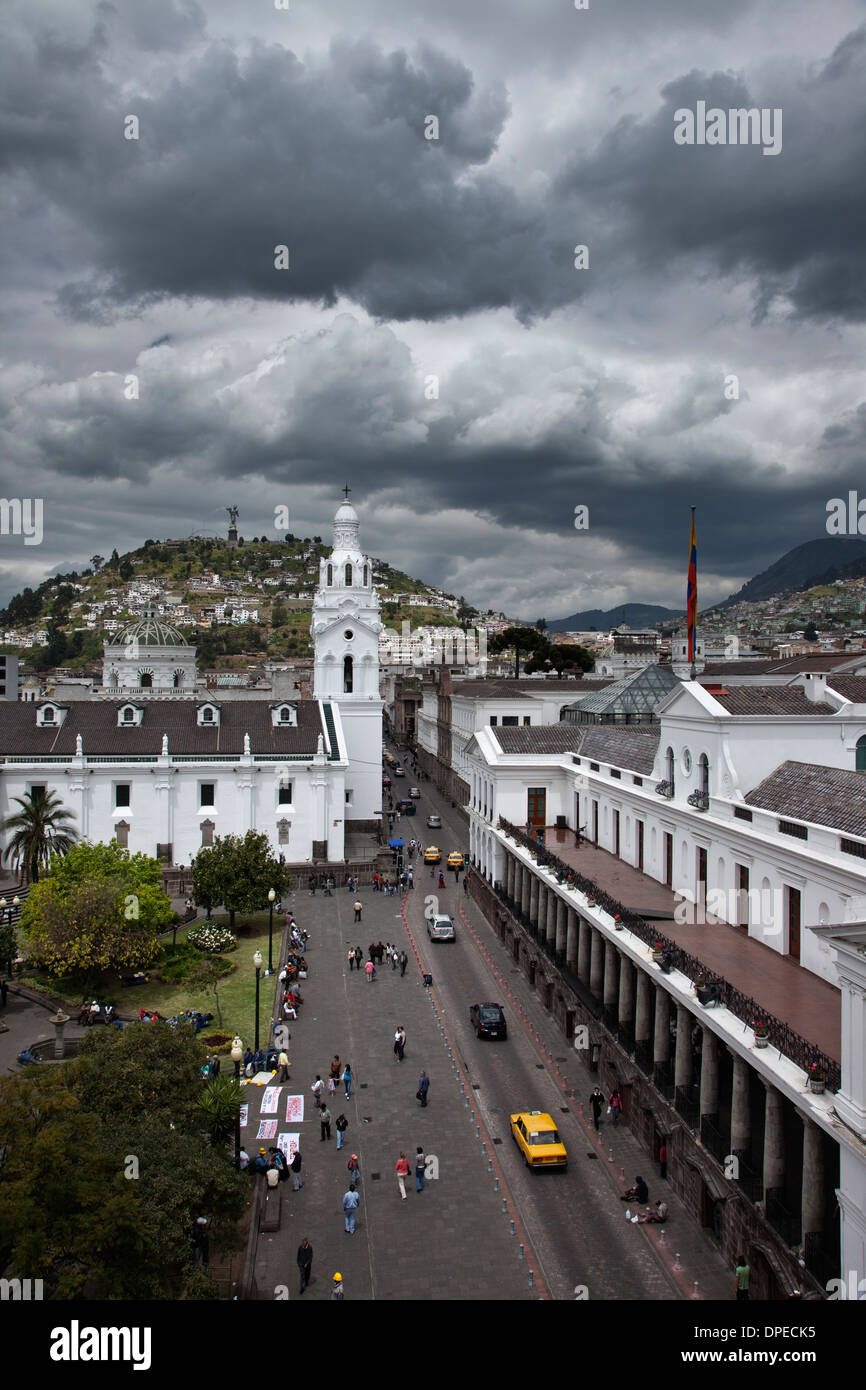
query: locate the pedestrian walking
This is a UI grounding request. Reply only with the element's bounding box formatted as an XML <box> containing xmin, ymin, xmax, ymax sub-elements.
<box><xmin>347</xmin><ymin>947</ymin><xmax>356</xmax><ymax>972</ymax></box>
<box><xmin>347</xmin><ymin>1153</ymin><xmax>361</xmax><ymax>1183</ymax></box>
<box><xmin>609</xmin><ymin>1087</ymin><xmax>622</xmax><ymax>1127</ymax></box>
<box><xmin>331</xmin><ymin>1272</ymin><xmax>345</xmax><ymax>1299</ymax></box>
<box><xmin>354</xmin><ymin>945</ymin><xmax>363</xmax><ymax>970</ymax></box>
<box><xmin>463</xmin><ymin>874</ymin><xmax>469</xmax><ymax>895</ymax></box>
<box><xmin>329</xmin><ymin>1054</ymin><xmax>342</xmax><ymax>1083</ymax></box>
<box><xmin>408</xmin><ymin>869</ymin><xmax>414</xmax><ymax>889</ymax></box>
<box><xmin>394</xmin><ymin>1026</ymin><xmax>406</xmax><ymax>1062</ymax></box>
<box><xmin>320</xmin><ymin>1105</ymin><xmax>332</xmax><ymax>1142</ymax></box>
<box><xmin>589</xmin><ymin>1086</ymin><xmax>604</xmax><ymax>1132</ymax></box>
<box><xmin>735</xmin><ymin>1256</ymin><xmax>750</xmax><ymax>1301</ymax></box>
<box><xmin>311</xmin><ymin>1075</ymin><xmax>324</xmax><ymax>1108</ymax></box>
<box><xmin>277</xmin><ymin>1049</ymin><xmax>291</xmax><ymax>1083</ymax></box>
<box><xmin>659</xmin><ymin>1141</ymin><xmax>668</xmax><ymax>1182</ymax></box>
<box><xmin>308</xmin><ymin>874</ymin><xmax>316</xmax><ymax>896</ymax></box>
<box><xmin>438</xmin><ymin>871</ymin><xmax>445</xmax><ymax>889</ymax></box>
<box><xmin>417</xmin><ymin>1071</ymin><xmax>430</xmax><ymax>1107</ymax></box>
<box><xmin>391</xmin><ymin>946</ymin><xmax>398</xmax><ymax>970</ymax></box>
<box><xmin>342</xmin><ymin>1183</ymin><xmax>360</xmax><ymax>1234</ymax></box>
<box><xmin>297</xmin><ymin>1238</ymin><xmax>313</xmax><ymax>1294</ymax></box>
<box><xmin>353</xmin><ymin>899</ymin><xmax>363</xmax><ymax>922</ymax></box>
<box><xmin>415</xmin><ymin>1147</ymin><xmax>426</xmax><ymax>1193</ymax></box>
<box><xmin>336</xmin><ymin>1113</ymin><xmax>348</xmax><ymax>1151</ymax></box>
<box><xmin>191</xmin><ymin>1216</ymin><xmax>209</xmax><ymax>1267</ymax></box>
<box><xmin>291</xmin><ymin>1149</ymin><xmax>303</xmax><ymax>1190</ymax></box>
<box><xmin>342</xmin><ymin>1063</ymin><xmax>353</xmax><ymax>1098</ymax></box>
<box><xmin>395</xmin><ymin>1152</ymin><xmax>411</xmax><ymax>1200</ymax></box>
<box><xmin>365</xmin><ymin>959</ymin><xmax>375</xmax><ymax>983</ymax></box>
<box><xmin>399</xmin><ymin>950</ymin><xmax>408</xmax><ymax>976</ymax></box>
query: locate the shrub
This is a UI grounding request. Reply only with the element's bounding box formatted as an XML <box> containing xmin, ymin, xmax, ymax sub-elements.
<box><xmin>188</xmin><ymin>924</ymin><xmax>237</xmax><ymax>953</ymax></box>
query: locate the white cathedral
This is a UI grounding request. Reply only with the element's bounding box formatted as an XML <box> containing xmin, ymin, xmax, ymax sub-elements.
<box><xmin>0</xmin><ymin>498</ymin><xmax>384</xmax><ymax>867</ymax></box>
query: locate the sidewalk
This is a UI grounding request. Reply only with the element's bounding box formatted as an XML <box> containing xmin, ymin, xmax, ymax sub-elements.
<box><xmin>246</xmin><ymin>880</ymin><xmax>537</xmax><ymax>1300</ymax></box>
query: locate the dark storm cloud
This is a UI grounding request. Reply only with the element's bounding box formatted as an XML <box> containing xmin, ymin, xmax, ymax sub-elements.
<box><xmin>556</xmin><ymin>28</ymin><xmax>866</xmax><ymax>325</ymax></box>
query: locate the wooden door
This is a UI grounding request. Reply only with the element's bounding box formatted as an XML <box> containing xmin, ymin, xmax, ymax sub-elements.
<box><xmin>527</xmin><ymin>787</ymin><xmax>546</xmax><ymax>827</ymax></box>
<box><xmin>787</xmin><ymin>887</ymin><xmax>801</xmax><ymax>961</ymax></box>
<box><xmin>664</xmin><ymin>833</ymin><xmax>673</xmax><ymax>887</ymax></box>
<box><xmin>636</xmin><ymin>820</ymin><xmax>644</xmax><ymax>871</ymax></box>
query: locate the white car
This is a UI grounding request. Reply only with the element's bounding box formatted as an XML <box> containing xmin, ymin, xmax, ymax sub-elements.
<box><xmin>394</xmin><ymin>766</ymin><xmax>405</xmax><ymax>777</ymax></box>
<box><xmin>409</xmin><ymin>786</ymin><xmax>421</xmax><ymax>799</ymax></box>
<box><xmin>427</xmin><ymin>913</ymin><xmax>456</xmax><ymax>942</ymax></box>
<box><xmin>426</xmin><ymin>813</ymin><xmax>441</xmax><ymax>829</ymax></box>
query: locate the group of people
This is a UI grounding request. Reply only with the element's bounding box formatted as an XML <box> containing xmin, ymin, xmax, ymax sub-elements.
<box><xmin>588</xmin><ymin>1084</ymin><xmax>624</xmax><ymax>1131</ymax></box>
<box><xmin>371</xmin><ymin>871</ymin><xmax>411</xmax><ymax>894</ymax></box>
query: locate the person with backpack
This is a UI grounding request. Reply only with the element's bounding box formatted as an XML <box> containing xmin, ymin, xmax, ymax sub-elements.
<box><xmin>415</xmin><ymin>1147</ymin><xmax>426</xmax><ymax>1193</ymax></box>
<box><xmin>346</xmin><ymin>1153</ymin><xmax>361</xmax><ymax>1183</ymax></box>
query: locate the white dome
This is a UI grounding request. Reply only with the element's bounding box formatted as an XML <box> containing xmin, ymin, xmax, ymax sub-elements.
<box><xmin>334</xmin><ymin>502</ymin><xmax>358</xmax><ymax>525</ymax></box>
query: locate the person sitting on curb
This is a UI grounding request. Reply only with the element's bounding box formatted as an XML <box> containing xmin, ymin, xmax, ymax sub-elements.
<box><xmin>621</xmin><ymin>1175</ymin><xmax>649</xmax><ymax>1204</ymax></box>
<box><xmin>637</xmin><ymin>1200</ymin><xmax>668</xmax><ymax>1224</ymax></box>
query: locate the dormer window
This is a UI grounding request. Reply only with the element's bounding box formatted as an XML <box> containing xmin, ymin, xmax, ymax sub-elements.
<box><xmin>197</xmin><ymin>704</ymin><xmax>220</xmax><ymax>727</ymax></box>
<box><xmin>117</xmin><ymin>704</ymin><xmax>144</xmax><ymax>727</ymax></box>
<box><xmin>37</xmin><ymin>703</ymin><xmax>68</xmax><ymax>728</ymax></box>
<box><xmin>270</xmin><ymin>703</ymin><xmax>298</xmax><ymax>728</ymax></box>
<box><xmin>202</xmin><ymin>708</ymin><xmax>214</xmax><ymax>722</ymax></box>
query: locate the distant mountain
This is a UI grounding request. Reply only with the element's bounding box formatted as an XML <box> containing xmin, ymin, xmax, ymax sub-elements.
<box><xmin>546</xmin><ymin>602</ymin><xmax>683</xmax><ymax>633</ymax></box>
<box><xmin>709</xmin><ymin>538</ymin><xmax>866</xmax><ymax>612</ymax></box>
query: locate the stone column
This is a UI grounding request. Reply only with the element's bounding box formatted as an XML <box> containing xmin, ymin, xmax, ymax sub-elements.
<box><xmin>547</xmin><ymin>890</ymin><xmax>558</xmax><ymax>947</ymax></box>
<box><xmin>506</xmin><ymin>854</ymin><xmax>515</xmax><ymax>899</ymax></box>
<box><xmin>589</xmin><ymin>927</ymin><xmax>604</xmax><ymax>998</ymax></box>
<box><xmin>565</xmin><ymin>907</ymin><xmax>578</xmax><ymax>970</ymax></box>
<box><xmin>699</xmin><ymin>1026</ymin><xmax>719</xmax><ymax>1115</ymax></box>
<box><xmin>653</xmin><ymin>986</ymin><xmax>670</xmax><ymax>1065</ymax></box>
<box><xmin>603</xmin><ymin>940</ymin><xmax>618</xmax><ymax>1012</ymax></box>
<box><xmin>521</xmin><ymin>866</ymin><xmax>531</xmax><ymax>917</ymax></box>
<box><xmin>555</xmin><ymin>899</ymin><xmax>567</xmax><ymax>957</ymax></box>
<box><xmin>762</xmin><ymin>1083</ymin><xmax>786</xmax><ymax>1196</ymax></box>
<box><xmin>675</xmin><ymin>1005</ymin><xmax>692</xmax><ymax>1091</ymax></box>
<box><xmin>529</xmin><ymin>874</ymin><xmax>540</xmax><ymax>928</ymax></box>
<box><xmin>635</xmin><ymin>970</ymin><xmax>652</xmax><ymax>1043</ymax></box>
<box><xmin>730</xmin><ymin>1054</ymin><xmax>751</xmax><ymax>1155</ymax></box>
<box><xmin>577</xmin><ymin>918</ymin><xmax>591</xmax><ymax>984</ymax></box>
<box><xmin>802</xmin><ymin>1118</ymin><xmax>825</xmax><ymax>1240</ymax></box>
<box><xmin>618</xmin><ymin>955</ymin><xmax>634</xmax><ymax>1025</ymax></box>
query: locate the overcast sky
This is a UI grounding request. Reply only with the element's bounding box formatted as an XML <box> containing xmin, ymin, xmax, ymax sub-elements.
<box><xmin>1</xmin><ymin>0</ymin><xmax>865</xmax><ymax>620</ymax></box>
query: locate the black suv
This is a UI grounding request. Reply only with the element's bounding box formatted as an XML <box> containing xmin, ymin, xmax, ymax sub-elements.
<box><xmin>469</xmin><ymin>1003</ymin><xmax>507</xmax><ymax>1040</ymax></box>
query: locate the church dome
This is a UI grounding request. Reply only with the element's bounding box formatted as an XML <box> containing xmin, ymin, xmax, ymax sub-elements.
<box><xmin>334</xmin><ymin>502</ymin><xmax>358</xmax><ymax>525</ymax></box>
<box><xmin>111</xmin><ymin>614</ymin><xmax>188</xmax><ymax>648</ymax></box>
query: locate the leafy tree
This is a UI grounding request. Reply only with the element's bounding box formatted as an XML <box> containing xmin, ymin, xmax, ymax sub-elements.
<box><xmin>189</xmin><ymin>956</ymin><xmax>229</xmax><ymax>1026</ymax></box>
<box><xmin>534</xmin><ymin>617</ymin><xmax>548</xmax><ymax>633</ymax></box>
<box><xmin>0</xmin><ymin>1025</ymin><xmax>245</xmax><ymax>1299</ymax></box>
<box><xmin>804</xmin><ymin>621</ymin><xmax>819</xmax><ymax>642</ymax></box>
<box><xmin>489</xmin><ymin>625</ymin><xmax>549</xmax><ymax>677</ymax></box>
<box><xmin>118</xmin><ymin>558</ymin><xmax>133</xmax><ymax>581</ymax></box>
<box><xmin>191</xmin><ymin>831</ymin><xmax>290</xmax><ymax>928</ymax></box>
<box><xmin>2</xmin><ymin>788</ymin><xmax>78</xmax><ymax>884</ymax></box>
<box><xmin>20</xmin><ymin>840</ymin><xmax>173</xmax><ymax>978</ymax></box>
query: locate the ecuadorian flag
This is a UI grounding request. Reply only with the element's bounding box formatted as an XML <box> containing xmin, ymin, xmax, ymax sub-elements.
<box><xmin>687</xmin><ymin>507</ymin><xmax>697</xmax><ymax>664</ymax></box>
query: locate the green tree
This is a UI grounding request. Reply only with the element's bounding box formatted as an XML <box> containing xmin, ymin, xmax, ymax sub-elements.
<box><xmin>196</xmin><ymin>1074</ymin><xmax>242</xmax><ymax>1144</ymax></box>
<box><xmin>2</xmin><ymin>788</ymin><xmax>78</xmax><ymax>884</ymax></box>
<box><xmin>20</xmin><ymin>840</ymin><xmax>173</xmax><ymax>979</ymax></box>
<box><xmin>191</xmin><ymin>831</ymin><xmax>290</xmax><ymax>928</ymax></box>
<box><xmin>489</xmin><ymin>625</ymin><xmax>549</xmax><ymax>677</ymax></box>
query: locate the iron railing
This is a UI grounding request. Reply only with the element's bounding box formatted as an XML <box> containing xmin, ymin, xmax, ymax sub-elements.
<box><xmin>675</xmin><ymin>1085</ymin><xmax>700</xmax><ymax>1130</ymax></box>
<box><xmin>765</xmin><ymin>1187</ymin><xmax>802</xmax><ymax>1247</ymax></box>
<box><xmin>653</xmin><ymin>1059</ymin><xmax>675</xmax><ymax>1100</ymax></box>
<box><xmin>699</xmin><ymin>1113</ymin><xmax>729</xmax><ymax>1166</ymax></box>
<box><xmin>634</xmin><ymin>1039</ymin><xmax>653</xmax><ymax>1075</ymax></box>
<box><xmin>732</xmin><ymin>1150</ymin><xmax>763</xmax><ymax>1205</ymax></box>
<box><xmin>497</xmin><ymin>818</ymin><xmax>841</xmax><ymax>1091</ymax></box>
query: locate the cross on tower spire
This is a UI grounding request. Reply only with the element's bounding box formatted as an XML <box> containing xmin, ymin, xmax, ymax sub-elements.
<box><xmin>342</xmin><ymin>483</ymin><xmax>351</xmax><ymax>501</ymax></box>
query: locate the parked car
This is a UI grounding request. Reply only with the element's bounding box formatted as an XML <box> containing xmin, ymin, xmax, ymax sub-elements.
<box><xmin>382</xmin><ymin>776</ymin><xmax>392</xmax><ymax>788</ymax></box>
<box><xmin>424</xmin><ymin>846</ymin><xmax>442</xmax><ymax>864</ymax></box>
<box><xmin>510</xmin><ymin>1111</ymin><xmax>568</xmax><ymax>1170</ymax></box>
<box><xmin>427</xmin><ymin>913</ymin><xmax>456</xmax><ymax>942</ymax></box>
<box><xmin>409</xmin><ymin>786</ymin><xmax>421</xmax><ymax>798</ymax></box>
<box><xmin>469</xmin><ymin>1003</ymin><xmax>507</xmax><ymax>1039</ymax></box>
<box><xmin>426</xmin><ymin>813</ymin><xmax>441</xmax><ymax>829</ymax></box>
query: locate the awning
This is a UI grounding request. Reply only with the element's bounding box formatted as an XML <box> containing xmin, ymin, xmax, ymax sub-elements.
<box><xmin>684</xmin><ymin>1152</ymin><xmax>732</xmax><ymax>1203</ymax></box>
<box><xmin>388</xmin><ymin>839</ymin><xmax>405</xmax><ymax>848</ymax></box>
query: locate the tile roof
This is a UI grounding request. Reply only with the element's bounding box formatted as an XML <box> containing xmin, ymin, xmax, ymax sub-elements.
<box><xmin>575</xmin><ymin>724</ymin><xmax>661</xmax><ymax>774</ymax></box>
<box><xmin>493</xmin><ymin>726</ymin><xmax>581</xmax><ymax>755</ymax></box>
<box><xmin>744</xmin><ymin>760</ymin><xmax>866</xmax><ymax>838</ymax></box>
<box><xmin>708</xmin><ymin>687</ymin><xmax>837</xmax><ymax>716</ymax></box>
<box><xmin>702</xmin><ymin>653</ymin><xmax>866</xmax><ymax>677</ymax></box>
<box><xmin>453</xmin><ymin>679</ymin><xmax>612</xmax><ymax>698</ymax></box>
<box><xmin>0</xmin><ymin>700</ymin><xmax>328</xmax><ymax>758</ymax></box>
<box><xmin>826</xmin><ymin>677</ymin><xmax>866</xmax><ymax>704</ymax></box>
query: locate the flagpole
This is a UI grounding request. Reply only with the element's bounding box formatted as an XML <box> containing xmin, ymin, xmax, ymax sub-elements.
<box><xmin>689</xmin><ymin>505</ymin><xmax>697</xmax><ymax>681</ymax></box>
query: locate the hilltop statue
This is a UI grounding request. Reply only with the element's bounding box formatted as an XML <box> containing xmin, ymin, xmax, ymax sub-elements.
<box><xmin>226</xmin><ymin>506</ymin><xmax>239</xmax><ymax>527</ymax></box>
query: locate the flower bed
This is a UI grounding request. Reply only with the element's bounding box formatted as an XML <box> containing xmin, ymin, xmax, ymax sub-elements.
<box><xmin>188</xmin><ymin>924</ymin><xmax>237</xmax><ymax>954</ymax></box>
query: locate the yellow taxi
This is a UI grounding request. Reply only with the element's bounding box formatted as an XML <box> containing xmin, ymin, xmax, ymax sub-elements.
<box><xmin>447</xmin><ymin>851</ymin><xmax>465</xmax><ymax>871</ymax></box>
<box><xmin>424</xmin><ymin>846</ymin><xmax>441</xmax><ymax>865</ymax></box>
<box><xmin>510</xmin><ymin>1111</ymin><xmax>568</xmax><ymax>1171</ymax></box>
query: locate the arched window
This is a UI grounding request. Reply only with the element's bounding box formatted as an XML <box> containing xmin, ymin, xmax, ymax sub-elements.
<box><xmin>279</xmin><ymin>706</ymin><xmax>291</xmax><ymax>723</ymax></box>
<box><xmin>699</xmin><ymin>752</ymin><xmax>709</xmax><ymax>797</ymax></box>
<box><xmin>139</xmin><ymin>672</ymin><xmax>153</xmax><ymax>689</ymax></box>
<box><xmin>666</xmin><ymin>746</ymin><xmax>675</xmax><ymax>795</ymax></box>
<box><xmin>363</xmin><ymin>565</ymin><xmax>368</xmax><ymax>586</ymax></box>
<box><xmin>345</xmin><ymin>562</ymin><xmax>353</xmax><ymax>587</ymax></box>
<box><xmin>343</xmin><ymin>655</ymin><xmax>353</xmax><ymax>693</ymax></box>
<box><xmin>43</xmin><ymin>707</ymin><xmax>55</xmax><ymax>723</ymax></box>
<box><xmin>173</xmin><ymin>670</ymin><xmax>185</xmax><ymax>689</ymax></box>
<box><xmin>857</xmin><ymin>735</ymin><xmax>866</xmax><ymax>772</ymax></box>
<box><xmin>202</xmin><ymin>707</ymin><xmax>214</xmax><ymax>723</ymax></box>
<box><xmin>123</xmin><ymin>708</ymin><xmax>135</xmax><ymax>723</ymax></box>
<box><xmin>327</xmin><ymin>563</ymin><xmax>333</xmax><ymax>586</ymax></box>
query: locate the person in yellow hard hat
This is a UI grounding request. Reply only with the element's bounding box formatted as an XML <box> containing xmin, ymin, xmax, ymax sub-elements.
<box><xmin>331</xmin><ymin>1272</ymin><xmax>344</xmax><ymax>1300</ymax></box>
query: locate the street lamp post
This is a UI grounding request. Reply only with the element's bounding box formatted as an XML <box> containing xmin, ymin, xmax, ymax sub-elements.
<box><xmin>253</xmin><ymin>950</ymin><xmax>263</xmax><ymax>1053</ymax></box>
<box><xmin>266</xmin><ymin>888</ymin><xmax>276</xmax><ymax>976</ymax></box>
<box><xmin>231</xmin><ymin>1035</ymin><xmax>244</xmax><ymax>1170</ymax></box>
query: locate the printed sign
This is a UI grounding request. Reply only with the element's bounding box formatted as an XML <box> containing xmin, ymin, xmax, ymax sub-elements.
<box><xmin>261</xmin><ymin>1086</ymin><xmax>283</xmax><ymax>1115</ymax></box>
<box><xmin>256</xmin><ymin>1120</ymin><xmax>278</xmax><ymax>1140</ymax></box>
<box><xmin>278</xmin><ymin>1132</ymin><xmax>300</xmax><ymax>1162</ymax></box>
<box><xmin>285</xmin><ymin>1094</ymin><xmax>304</xmax><ymax>1123</ymax></box>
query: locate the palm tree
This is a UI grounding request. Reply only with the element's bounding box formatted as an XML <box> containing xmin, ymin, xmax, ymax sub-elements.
<box><xmin>2</xmin><ymin>788</ymin><xmax>78</xmax><ymax>884</ymax></box>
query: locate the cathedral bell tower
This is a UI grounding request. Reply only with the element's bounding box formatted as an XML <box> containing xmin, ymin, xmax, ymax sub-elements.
<box><xmin>312</xmin><ymin>492</ymin><xmax>383</xmax><ymax>824</ymax></box>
